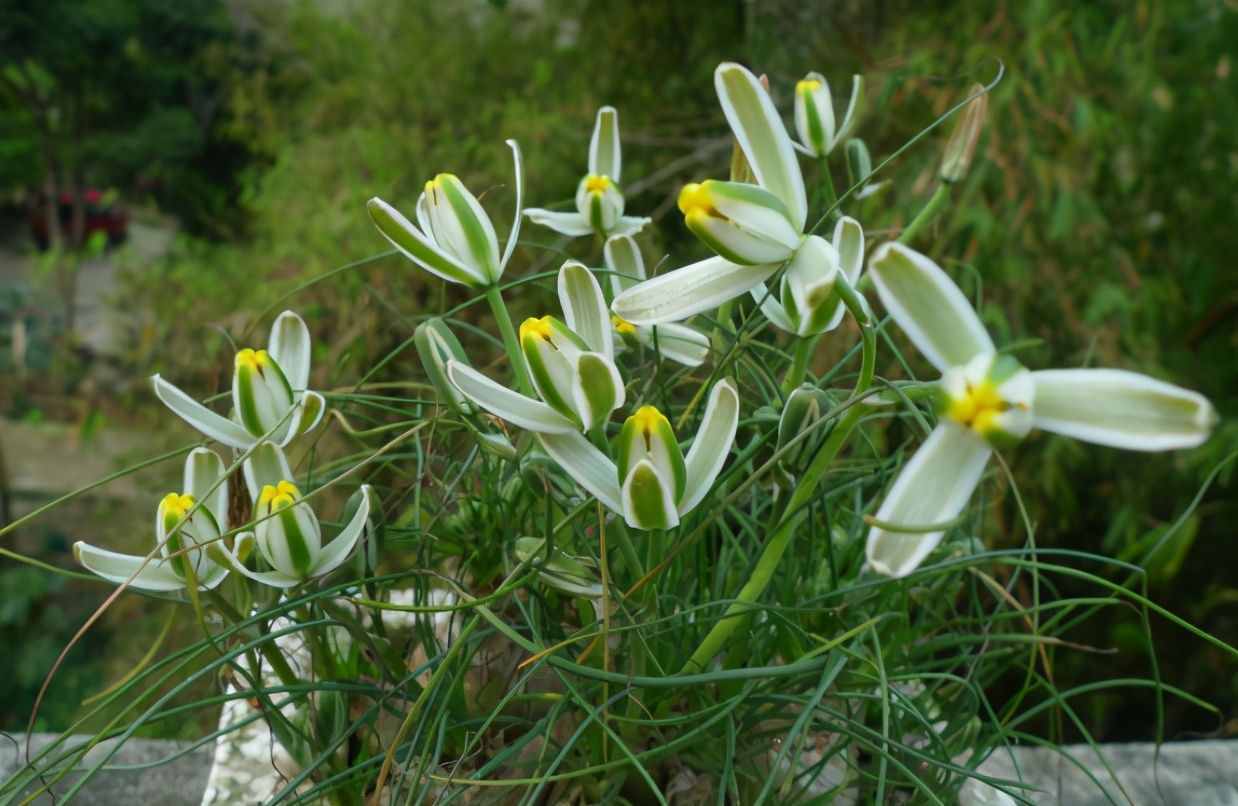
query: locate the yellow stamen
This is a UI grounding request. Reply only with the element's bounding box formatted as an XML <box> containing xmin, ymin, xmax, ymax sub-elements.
<box><xmin>259</xmin><ymin>484</ymin><xmax>278</xmax><ymax>507</ymax></box>
<box><xmin>631</xmin><ymin>405</ymin><xmax>667</xmax><ymax>435</ymax></box>
<box><xmin>584</xmin><ymin>174</ymin><xmax>612</xmax><ymax>195</ymax></box>
<box><xmin>234</xmin><ymin>348</ymin><xmax>270</xmax><ymax>370</ymax></box>
<box><xmin>677</xmin><ymin>182</ymin><xmax>718</xmax><ymax>218</ymax></box>
<box><xmin>519</xmin><ymin>316</ymin><xmax>555</xmax><ymax>342</ymax></box>
<box><xmin>611</xmin><ymin>314</ymin><xmax>637</xmax><ymax>336</ymax></box>
<box><xmin>161</xmin><ymin>492</ymin><xmax>196</xmax><ymax>519</ymax></box>
<box><xmin>947</xmin><ymin>379</ymin><xmax>1007</xmax><ymax>436</ymax></box>
<box><xmin>797</xmin><ymin>78</ymin><xmax>823</xmax><ymax>94</ymax></box>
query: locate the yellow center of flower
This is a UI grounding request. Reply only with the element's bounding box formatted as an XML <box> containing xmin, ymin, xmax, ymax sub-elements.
<box><xmin>947</xmin><ymin>380</ymin><xmax>1008</xmax><ymax>436</ymax></box>
<box><xmin>611</xmin><ymin>314</ymin><xmax>637</xmax><ymax>335</ymax></box>
<box><xmin>519</xmin><ymin>316</ymin><xmax>555</xmax><ymax>342</ymax></box>
<box><xmin>161</xmin><ymin>492</ymin><xmax>196</xmax><ymax>520</ymax></box>
<box><xmin>259</xmin><ymin>480</ymin><xmax>300</xmax><ymax>510</ymax></box>
<box><xmin>585</xmin><ymin>174</ymin><xmax>612</xmax><ymax>195</ymax></box>
<box><xmin>235</xmin><ymin>348</ymin><xmax>271</xmax><ymax>370</ymax></box>
<box><xmin>677</xmin><ymin>182</ymin><xmax>719</xmax><ymax>219</ymax></box>
<box><xmin>797</xmin><ymin>78</ymin><xmax>823</xmax><ymax>94</ymax></box>
<box><xmin>631</xmin><ymin>405</ymin><xmax>667</xmax><ymax>437</ymax></box>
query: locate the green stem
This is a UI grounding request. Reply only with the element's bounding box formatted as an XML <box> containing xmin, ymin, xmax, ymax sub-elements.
<box><xmin>898</xmin><ymin>183</ymin><xmax>951</xmax><ymax>245</ymax></box>
<box><xmin>207</xmin><ymin>590</ymin><xmax>302</xmax><ymax>688</ymax></box>
<box><xmin>712</xmin><ymin>299</ymin><xmax>734</xmax><ymax>354</ymax></box>
<box><xmin>681</xmin><ymin>291</ymin><xmax>875</xmax><ymax>674</ymax></box>
<box><xmin>780</xmin><ymin>335</ymin><xmax>819</xmax><ymax>396</ymax></box>
<box><xmin>819</xmin><ymin>159</ymin><xmax>838</xmax><ymax>220</ymax></box>
<box><xmin>485</xmin><ymin>284</ymin><xmax>534</xmax><ymax>395</ymax></box>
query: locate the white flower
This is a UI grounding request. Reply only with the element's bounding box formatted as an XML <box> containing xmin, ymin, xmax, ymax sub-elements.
<box><xmin>367</xmin><ymin>140</ymin><xmax>523</xmax><ymax>287</ymax></box>
<box><xmin>74</xmin><ymin>448</ymin><xmax>248</xmax><ymax>592</ymax></box>
<box><xmin>793</xmin><ymin>72</ymin><xmax>863</xmax><ymax>158</ymax></box>
<box><xmin>524</xmin><ymin>106</ymin><xmax>651</xmax><ymax>238</ymax></box>
<box><xmin>613</xmin><ymin>63</ymin><xmax>867</xmax><ymax>335</ymax></box>
<box><xmin>865</xmin><ymin>242</ymin><xmax>1218</xmax><ymax>577</ymax></box>
<box><xmin>446</xmin><ymin>261</ymin><xmax>626</xmax><ymax>435</ymax></box>
<box><xmin>221</xmin><ymin>442</ymin><xmax>373</xmax><ymax>589</ymax></box>
<box><xmin>604</xmin><ymin>234</ymin><xmax>710</xmax><ymax>367</ymax></box>
<box><xmin>153</xmin><ymin>311</ymin><xmax>325</xmax><ymax>450</ymax></box>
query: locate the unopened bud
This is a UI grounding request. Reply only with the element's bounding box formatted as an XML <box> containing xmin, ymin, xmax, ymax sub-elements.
<box><xmin>940</xmin><ymin>84</ymin><xmax>988</xmax><ymax>183</ymax></box>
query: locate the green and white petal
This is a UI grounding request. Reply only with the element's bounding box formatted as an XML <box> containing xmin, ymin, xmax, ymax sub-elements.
<box><xmin>612</xmin><ymin>256</ymin><xmax>779</xmax><ymax>326</ymax></box>
<box><xmin>152</xmin><ymin>374</ymin><xmax>255</xmax><ymax>449</ymax></box>
<box><xmin>184</xmin><ymin>448</ymin><xmax>229</xmax><ymax>530</ymax></box>
<box><xmin>749</xmin><ymin>282</ymin><xmax>796</xmax><ymax>333</ymax></box>
<box><xmin>522</xmin><ymin>317</ymin><xmax>586</xmax><ymax>423</ymax></box>
<box><xmin>679</xmin><ymin>378</ymin><xmax>740</xmax><ymax>515</ymax></box>
<box><xmin>571</xmin><ymin>352</ymin><xmax>625</xmax><ymax>431</ymax></box>
<box><xmin>415</xmin><ymin>318</ymin><xmax>473</xmax><ymax>414</ymax></box>
<box><xmin>794</xmin><ymin>72</ymin><xmax>834</xmax><ymax>157</ymax></box>
<box><xmin>621</xmin><ymin>459</ymin><xmax>680</xmax><ymax>530</ymax></box>
<box><xmin>558</xmin><ymin>261</ymin><xmax>613</xmax><ymax>358</ymax></box>
<box><xmin>604</xmin><ymin>234</ymin><xmax>646</xmax><ymax>296</ymax></box>
<box><xmin>425</xmin><ymin>174</ymin><xmax>501</xmax><ymax>282</ymax></box>
<box><xmin>446</xmin><ymin>360</ymin><xmax>577</xmax><ymax>434</ymax></box>
<box><xmin>868</xmin><ymin>242</ymin><xmax>994</xmax><ymax>373</ymax></box>
<box><xmin>1030</xmin><ymin>369</ymin><xmax>1217</xmax><ymax>451</ymax></box>
<box><xmin>611</xmin><ymin>216</ymin><xmax>651</xmax><ymax>237</ymax></box>
<box><xmin>865</xmin><ymin>423</ymin><xmax>992</xmax><ymax>578</ymax></box>
<box><xmin>536</xmin><ymin>431</ymin><xmax>623</xmax><ymax>514</ymax></box>
<box><xmin>219</xmin><ymin>546</ymin><xmax>304</xmax><ymax>589</ymax></box>
<box><xmin>834</xmin><ymin>75</ymin><xmax>864</xmax><ymax>146</ymax></box>
<box><xmin>499</xmin><ymin>139</ymin><xmax>524</xmax><ymax>274</ymax></box>
<box><xmin>367</xmin><ymin>197</ymin><xmax>488</xmax><ymax>286</ymax></box>
<box><xmin>680</xmin><ymin>181</ymin><xmax>800</xmax><ymax>265</ymax></box>
<box><xmin>523</xmin><ymin>208</ymin><xmax>595</xmax><ymax>237</ymax></box>
<box><xmin>311</xmin><ymin>485</ymin><xmax>372</xmax><ymax>578</ymax></box>
<box><xmin>616</xmin><ymin>407</ymin><xmax>687</xmax><ymax>502</ymax></box>
<box><xmin>821</xmin><ymin>216</ymin><xmax>865</xmax><ymax>332</ymax></box>
<box><xmin>782</xmin><ymin>234</ymin><xmax>840</xmax><ymax>336</ymax></box>
<box><xmin>267</xmin><ymin>310</ymin><xmax>312</xmax><ymax>392</ymax></box>
<box><xmin>715</xmin><ymin>62</ymin><xmax>807</xmax><ymax>230</ymax></box>
<box><xmin>639</xmin><ymin>323</ymin><xmax>711</xmax><ymax>367</ymax></box>
<box><xmin>74</xmin><ymin>543</ymin><xmax>187</xmax><ymax>592</ymax></box>
<box><xmin>589</xmin><ymin>106</ymin><xmax>622</xmax><ymax>183</ymax></box>
<box><xmin>283</xmin><ymin>390</ymin><xmax>326</xmax><ymax>445</ymax></box>
<box><xmin>243</xmin><ymin>441</ymin><xmax>295</xmax><ymax>501</ymax></box>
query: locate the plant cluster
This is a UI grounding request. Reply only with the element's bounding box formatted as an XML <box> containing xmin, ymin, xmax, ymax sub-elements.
<box><xmin>7</xmin><ymin>59</ymin><xmax>1227</xmax><ymax>805</ymax></box>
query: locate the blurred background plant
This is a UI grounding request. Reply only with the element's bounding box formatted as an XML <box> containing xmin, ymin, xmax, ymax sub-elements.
<box><xmin>0</xmin><ymin>0</ymin><xmax>1234</xmax><ymax>758</ymax></box>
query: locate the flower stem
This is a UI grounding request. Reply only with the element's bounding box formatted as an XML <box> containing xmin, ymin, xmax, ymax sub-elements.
<box><xmin>680</xmin><ymin>289</ymin><xmax>875</xmax><ymax>673</ymax></box>
<box><xmin>780</xmin><ymin>335</ymin><xmax>819</xmax><ymax>396</ymax></box>
<box><xmin>899</xmin><ymin>183</ymin><xmax>951</xmax><ymax>245</ymax></box>
<box><xmin>485</xmin><ymin>284</ymin><xmax>534</xmax><ymax>396</ymax></box>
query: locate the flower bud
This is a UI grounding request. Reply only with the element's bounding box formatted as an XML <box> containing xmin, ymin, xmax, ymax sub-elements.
<box><xmin>575</xmin><ymin>174</ymin><xmax>625</xmax><ymax>235</ymax></box>
<box><xmin>520</xmin><ymin>315</ymin><xmax>624</xmax><ymax>431</ymax></box>
<box><xmin>940</xmin><ymin>84</ymin><xmax>988</xmax><ymax>183</ymax></box>
<box><xmin>421</xmin><ymin>173</ymin><xmax>502</xmax><ymax>281</ymax></box>
<box><xmin>233</xmin><ymin>348</ymin><xmax>296</xmax><ymax>439</ymax></box>
<box><xmin>777</xmin><ymin>385</ymin><xmax>832</xmax><ymax>470</ymax></box>
<box><xmin>514</xmin><ymin>537</ymin><xmax>602</xmax><ymax>598</ymax></box>
<box><xmin>845</xmin><ymin>138</ymin><xmax>872</xmax><ymax>188</ymax></box>
<box><xmin>616</xmin><ymin>406</ymin><xmax>686</xmax><ymax>530</ymax></box>
<box><xmin>678</xmin><ymin>180</ymin><xmax>801</xmax><ymax>265</ymax></box>
<box><xmin>254</xmin><ymin>480</ymin><xmax>323</xmax><ymax>580</ymax></box>
<box><xmin>415</xmin><ymin>319</ymin><xmax>472</xmax><ymax>416</ymax></box>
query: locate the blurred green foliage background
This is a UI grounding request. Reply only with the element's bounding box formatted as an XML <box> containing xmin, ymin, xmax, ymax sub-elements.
<box><xmin>1</xmin><ymin>0</ymin><xmax>1235</xmax><ymax>742</ymax></box>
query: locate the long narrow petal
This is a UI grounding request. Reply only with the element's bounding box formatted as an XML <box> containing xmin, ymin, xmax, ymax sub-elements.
<box><xmin>571</xmin><ymin>352</ymin><xmax>625</xmax><ymax>432</ymax></box>
<box><xmin>604</xmin><ymin>234</ymin><xmax>646</xmax><ymax>296</ymax></box>
<box><xmin>611</xmin><ymin>215</ymin><xmax>651</xmax><ymax>237</ymax></box>
<box><xmin>74</xmin><ymin>543</ymin><xmax>187</xmax><ymax>592</ymax></box>
<box><xmin>218</xmin><ymin>545</ymin><xmax>304</xmax><ymax>589</ymax></box>
<box><xmin>312</xmin><ymin>486</ymin><xmax>372</xmax><ymax>578</ymax></box>
<box><xmin>295</xmin><ymin>391</ymin><xmax>326</xmax><ymax>437</ymax></box>
<box><xmin>558</xmin><ymin>261</ymin><xmax>612</xmax><ymax>358</ymax></box>
<box><xmin>523</xmin><ymin>209</ymin><xmax>594</xmax><ymax>237</ymax></box>
<box><xmin>715</xmin><ymin>62</ymin><xmax>807</xmax><ymax>231</ymax></box>
<box><xmin>612</xmin><ymin>257</ymin><xmax>779</xmax><ymax>326</ymax></box>
<box><xmin>536</xmin><ymin>431</ymin><xmax>623</xmax><ymax>514</ymax></box>
<box><xmin>367</xmin><ymin>197</ymin><xmax>487</xmax><ymax>286</ymax></box>
<box><xmin>642</xmin><ymin>323</ymin><xmax>711</xmax><ymax>367</ymax></box>
<box><xmin>152</xmin><ymin>374</ymin><xmax>254</xmax><ymax>449</ymax></box>
<box><xmin>589</xmin><ymin>106</ymin><xmax>621</xmax><ymax>183</ymax></box>
<box><xmin>868</xmin><ymin>242</ymin><xmax>994</xmax><ymax>373</ymax></box>
<box><xmin>267</xmin><ymin>310</ymin><xmax>311</xmax><ymax>392</ymax></box>
<box><xmin>243</xmin><ymin>441</ymin><xmax>295</xmax><ymax>501</ymax></box>
<box><xmin>834</xmin><ymin>75</ymin><xmax>864</xmax><ymax>146</ymax></box>
<box><xmin>447</xmin><ymin>360</ymin><xmax>577</xmax><ymax>434</ymax></box>
<box><xmin>866</xmin><ymin>424</ymin><xmax>992</xmax><ymax>578</ymax></box>
<box><xmin>749</xmin><ymin>283</ymin><xmax>796</xmax><ymax>332</ymax></box>
<box><xmin>184</xmin><ymin>448</ymin><xmax>229</xmax><ymax>531</ymax></box>
<box><xmin>680</xmin><ymin>378</ymin><xmax>740</xmax><ymax>515</ymax></box>
<box><xmin>499</xmin><ymin>139</ymin><xmax>524</xmax><ymax>274</ymax></box>
<box><xmin>1030</xmin><ymin>369</ymin><xmax>1217</xmax><ymax>451</ymax></box>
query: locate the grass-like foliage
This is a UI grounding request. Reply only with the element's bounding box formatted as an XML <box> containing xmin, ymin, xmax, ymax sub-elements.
<box><xmin>3</xmin><ymin>25</ymin><xmax>1234</xmax><ymax>806</ymax></box>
